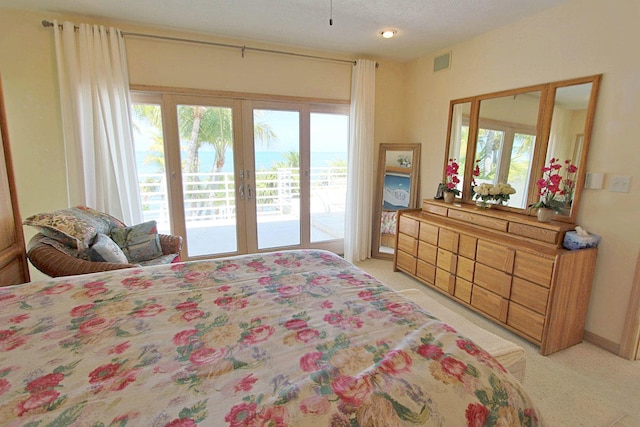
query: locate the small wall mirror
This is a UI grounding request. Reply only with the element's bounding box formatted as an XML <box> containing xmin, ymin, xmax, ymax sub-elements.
<box><xmin>445</xmin><ymin>74</ymin><xmax>601</xmax><ymax>223</ymax></box>
<box><xmin>372</xmin><ymin>143</ymin><xmax>421</xmax><ymax>259</ymax></box>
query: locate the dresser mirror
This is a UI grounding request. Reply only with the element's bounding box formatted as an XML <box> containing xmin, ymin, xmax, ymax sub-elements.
<box><xmin>372</xmin><ymin>143</ymin><xmax>421</xmax><ymax>259</ymax></box>
<box><xmin>445</xmin><ymin>74</ymin><xmax>601</xmax><ymax>223</ymax></box>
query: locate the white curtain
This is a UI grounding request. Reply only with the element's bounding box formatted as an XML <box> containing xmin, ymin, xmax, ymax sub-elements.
<box><xmin>546</xmin><ymin>105</ymin><xmax>570</xmax><ymax>164</ymax></box>
<box><xmin>344</xmin><ymin>59</ymin><xmax>376</xmax><ymax>262</ymax></box>
<box><xmin>53</xmin><ymin>20</ymin><xmax>142</xmax><ymax>225</ymax></box>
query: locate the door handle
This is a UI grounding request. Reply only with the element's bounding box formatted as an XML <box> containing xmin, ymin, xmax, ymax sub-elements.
<box><xmin>239</xmin><ymin>182</ymin><xmax>245</xmax><ymax>199</ymax></box>
<box><xmin>247</xmin><ymin>184</ymin><xmax>252</xmax><ymax>200</ymax></box>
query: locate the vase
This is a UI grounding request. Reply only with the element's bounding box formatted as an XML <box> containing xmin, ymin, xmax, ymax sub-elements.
<box><xmin>537</xmin><ymin>207</ymin><xmax>554</xmax><ymax>223</ymax></box>
<box><xmin>443</xmin><ymin>191</ymin><xmax>455</xmax><ymax>204</ymax></box>
<box><xmin>476</xmin><ymin>199</ymin><xmax>492</xmax><ymax>210</ymax></box>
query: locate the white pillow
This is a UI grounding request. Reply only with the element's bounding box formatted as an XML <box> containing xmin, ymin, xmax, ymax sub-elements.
<box><xmin>89</xmin><ymin>233</ymin><xmax>129</xmax><ymax>264</ymax></box>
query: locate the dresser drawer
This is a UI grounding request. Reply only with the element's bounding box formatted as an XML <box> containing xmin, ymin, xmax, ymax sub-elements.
<box><xmin>457</xmin><ymin>257</ymin><xmax>474</xmax><ymax>282</ymax></box>
<box><xmin>474</xmin><ymin>263</ymin><xmax>512</xmax><ymax>298</ymax></box>
<box><xmin>514</xmin><ymin>251</ymin><xmax>554</xmax><ymax>287</ymax></box>
<box><xmin>435</xmin><ymin>268</ymin><xmax>455</xmax><ymax>294</ymax></box>
<box><xmin>399</xmin><ymin>215</ymin><xmax>420</xmax><ymax>238</ymax></box>
<box><xmin>396</xmin><ymin>250</ymin><xmax>417</xmax><ymax>275</ymax></box>
<box><xmin>436</xmin><ymin>248</ymin><xmax>457</xmax><ymax>274</ymax></box>
<box><xmin>416</xmin><ymin>260</ymin><xmax>436</xmax><ymax>285</ymax></box>
<box><xmin>454</xmin><ymin>277</ymin><xmax>472</xmax><ymax>304</ymax></box>
<box><xmin>438</xmin><ymin>228</ymin><xmax>459</xmax><ymax>253</ymax></box>
<box><xmin>508</xmin><ymin>302</ymin><xmax>545</xmax><ymax>342</ymax></box>
<box><xmin>418</xmin><ymin>241</ymin><xmax>437</xmax><ymax>265</ymax></box>
<box><xmin>419</xmin><ymin>222</ymin><xmax>439</xmax><ymax>245</ymax></box>
<box><xmin>511</xmin><ymin>277</ymin><xmax>549</xmax><ymax>315</ymax></box>
<box><xmin>471</xmin><ymin>286</ymin><xmax>508</xmax><ymax>322</ymax></box>
<box><xmin>458</xmin><ymin>234</ymin><xmax>477</xmax><ymax>259</ymax></box>
<box><xmin>476</xmin><ymin>240</ymin><xmax>514</xmax><ymax>273</ymax></box>
<box><xmin>397</xmin><ymin>233</ymin><xmax>418</xmax><ymax>256</ymax></box>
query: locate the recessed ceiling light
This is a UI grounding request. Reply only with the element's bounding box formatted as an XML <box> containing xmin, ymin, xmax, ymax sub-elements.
<box><xmin>381</xmin><ymin>29</ymin><xmax>398</xmax><ymax>39</ymax></box>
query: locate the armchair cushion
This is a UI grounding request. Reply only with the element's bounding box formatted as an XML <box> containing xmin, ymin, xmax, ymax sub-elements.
<box><xmin>110</xmin><ymin>220</ymin><xmax>163</xmax><ymax>262</ymax></box>
<box><xmin>89</xmin><ymin>233</ymin><xmax>129</xmax><ymax>264</ymax></box>
<box><xmin>23</xmin><ymin>206</ymin><xmax>125</xmax><ymax>250</ymax></box>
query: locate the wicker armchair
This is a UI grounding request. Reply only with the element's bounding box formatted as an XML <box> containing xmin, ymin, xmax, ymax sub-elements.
<box><xmin>27</xmin><ymin>232</ymin><xmax>183</xmax><ymax>278</ymax></box>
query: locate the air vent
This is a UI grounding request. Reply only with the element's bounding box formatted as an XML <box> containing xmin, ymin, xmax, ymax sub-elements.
<box><xmin>433</xmin><ymin>52</ymin><xmax>451</xmax><ymax>72</ymax></box>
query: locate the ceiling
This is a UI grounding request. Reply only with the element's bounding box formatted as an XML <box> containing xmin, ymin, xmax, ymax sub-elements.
<box><xmin>0</xmin><ymin>0</ymin><xmax>572</xmax><ymax>61</ymax></box>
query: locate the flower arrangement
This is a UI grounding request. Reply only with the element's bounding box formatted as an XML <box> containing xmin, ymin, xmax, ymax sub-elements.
<box><xmin>530</xmin><ymin>158</ymin><xmax>577</xmax><ymax>211</ymax></box>
<box><xmin>397</xmin><ymin>155</ymin><xmax>411</xmax><ymax>167</ymax></box>
<box><xmin>444</xmin><ymin>158</ymin><xmax>461</xmax><ymax>195</ymax></box>
<box><xmin>473</xmin><ymin>182</ymin><xmax>516</xmax><ymax>208</ymax></box>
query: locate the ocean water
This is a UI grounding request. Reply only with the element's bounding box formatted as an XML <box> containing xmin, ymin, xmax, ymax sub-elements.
<box><xmin>135</xmin><ymin>150</ymin><xmax>347</xmax><ymax>175</ymax></box>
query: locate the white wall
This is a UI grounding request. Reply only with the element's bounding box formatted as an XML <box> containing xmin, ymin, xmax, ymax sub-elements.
<box><xmin>406</xmin><ymin>0</ymin><xmax>640</xmax><ymax>349</ymax></box>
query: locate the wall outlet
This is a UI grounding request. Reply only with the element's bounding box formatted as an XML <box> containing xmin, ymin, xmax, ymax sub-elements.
<box><xmin>609</xmin><ymin>175</ymin><xmax>631</xmax><ymax>193</ymax></box>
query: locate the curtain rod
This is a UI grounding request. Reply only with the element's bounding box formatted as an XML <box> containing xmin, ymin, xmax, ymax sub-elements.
<box><xmin>41</xmin><ymin>20</ymin><xmax>358</xmax><ymax>66</ymax></box>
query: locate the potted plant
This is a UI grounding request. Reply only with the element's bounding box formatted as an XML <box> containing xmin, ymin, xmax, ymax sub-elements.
<box><xmin>443</xmin><ymin>158</ymin><xmax>460</xmax><ymax>203</ymax></box>
<box><xmin>529</xmin><ymin>157</ymin><xmax>577</xmax><ymax>222</ymax></box>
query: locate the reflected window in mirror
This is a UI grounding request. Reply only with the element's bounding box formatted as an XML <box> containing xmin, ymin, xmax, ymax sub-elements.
<box><xmin>474</xmin><ymin>91</ymin><xmax>540</xmax><ymax>209</ymax></box>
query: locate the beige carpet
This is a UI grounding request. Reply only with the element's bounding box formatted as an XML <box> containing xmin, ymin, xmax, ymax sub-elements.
<box><xmin>355</xmin><ymin>258</ymin><xmax>640</xmax><ymax>427</ymax></box>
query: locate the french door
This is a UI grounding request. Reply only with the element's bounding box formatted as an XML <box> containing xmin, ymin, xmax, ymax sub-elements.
<box><xmin>131</xmin><ymin>92</ymin><xmax>348</xmax><ymax>260</ymax></box>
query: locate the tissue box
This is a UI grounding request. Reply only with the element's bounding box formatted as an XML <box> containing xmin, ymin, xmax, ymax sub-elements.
<box><xmin>563</xmin><ymin>231</ymin><xmax>601</xmax><ymax>250</ymax></box>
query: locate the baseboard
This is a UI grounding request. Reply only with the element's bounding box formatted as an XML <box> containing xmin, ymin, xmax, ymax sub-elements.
<box><xmin>583</xmin><ymin>330</ymin><xmax>620</xmax><ymax>355</ymax></box>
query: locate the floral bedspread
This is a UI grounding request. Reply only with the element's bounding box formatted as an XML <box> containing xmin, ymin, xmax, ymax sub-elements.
<box><xmin>0</xmin><ymin>250</ymin><xmax>542</xmax><ymax>426</ymax></box>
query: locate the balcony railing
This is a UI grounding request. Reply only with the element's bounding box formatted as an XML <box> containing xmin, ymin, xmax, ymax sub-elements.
<box><xmin>138</xmin><ymin>166</ymin><xmax>347</xmax><ymax>228</ymax></box>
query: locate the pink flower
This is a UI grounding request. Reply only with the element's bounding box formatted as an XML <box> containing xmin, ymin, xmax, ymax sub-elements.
<box><xmin>17</xmin><ymin>390</ymin><xmax>60</xmax><ymax>416</ymax></box>
<box><xmin>9</xmin><ymin>314</ymin><xmax>29</xmax><ymax>324</ymax></box>
<box><xmin>277</xmin><ymin>285</ymin><xmax>302</xmax><ymax>298</ymax></box>
<box><xmin>225</xmin><ymin>402</ymin><xmax>258</xmax><ymax>427</ymax></box>
<box><xmin>244</xmin><ymin>325</ymin><xmax>275</xmax><ymax>345</ymax></box>
<box><xmin>121</xmin><ymin>277</ymin><xmax>153</xmax><ymax>290</ymax></box>
<box><xmin>358</xmin><ymin>290</ymin><xmax>375</xmax><ymax>301</ymax></box>
<box><xmin>386</xmin><ymin>301</ymin><xmax>413</xmax><ymax>315</ymax></box>
<box><xmin>165</xmin><ymin>418</ymin><xmax>197</xmax><ymax>427</ymax></box>
<box><xmin>78</xmin><ymin>317</ymin><xmax>114</xmax><ymax>335</ymax></box>
<box><xmin>0</xmin><ymin>378</ymin><xmax>10</xmax><ymax>395</ymax></box>
<box><xmin>182</xmin><ymin>309</ymin><xmax>206</xmax><ymax>321</ymax></box>
<box><xmin>378</xmin><ymin>349</ymin><xmax>412</xmax><ymax>375</ymax></box>
<box><xmin>25</xmin><ymin>373</ymin><xmax>64</xmax><ymax>394</ymax></box>
<box><xmin>0</xmin><ymin>329</ymin><xmax>26</xmax><ymax>351</ymax></box>
<box><xmin>70</xmin><ymin>303</ymin><xmax>95</xmax><ymax>318</ymax></box>
<box><xmin>189</xmin><ymin>347</ymin><xmax>225</xmax><ymax>366</ymax></box>
<box><xmin>331</xmin><ymin>375</ymin><xmax>371</xmax><ymax>406</ymax></box>
<box><xmin>284</xmin><ymin>319</ymin><xmax>308</xmax><ymax>330</ymax></box>
<box><xmin>234</xmin><ymin>374</ymin><xmax>258</xmax><ymax>393</ymax></box>
<box><xmin>89</xmin><ymin>363</ymin><xmax>121</xmax><ymax>384</ymax></box>
<box><xmin>173</xmin><ymin>329</ymin><xmax>198</xmax><ymax>346</ymax></box>
<box><xmin>299</xmin><ymin>351</ymin><xmax>323</xmax><ymax>372</ymax></box>
<box><xmin>342</xmin><ymin>316</ymin><xmax>363</xmax><ymax>329</ymax></box>
<box><xmin>175</xmin><ymin>301</ymin><xmax>199</xmax><ymax>311</ymax></box>
<box><xmin>323</xmin><ymin>312</ymin><xmax>343</xmax><ymax>325</ymax></box>
<box><xmin>109</xmin><ymin>341</ymin><xmax>131</xmax><ymax>355</ymax></box>
<box><xmin>320</xmin><ymin>300</ymin><xmax>333</xmax><ymax>309</ymax></box>
<box><xmin>296</xmin><ymin>328</ymin><xmax>319</xmax><ymax>343</ymax></box>
<box><xmin>466</xmin><ymin>403</ymin><xmax>490</xmax><ymax>427</ymax></box>
<box><xmin>417</xmin><ymin>343</ymin><xmax>444</xmax><ymax>360</ymax></box>
<box><xmin>132</xmin><ymin>303</ymin><xmax>165</xmax><ymax>318</ymax></box>
<box><xmin>43</xmin><ymin>283</ymin><xmax>72</xmax><ymax>294</ymax></box>
<box><xmin>440</xmin><ymin>356</ymin><xmax>467</xmax><ymax>381</ymax></box>
<box><xmin>300</xmin><ymin>395</ymin><xmax>330</xmax><ymax>415</ymax></box>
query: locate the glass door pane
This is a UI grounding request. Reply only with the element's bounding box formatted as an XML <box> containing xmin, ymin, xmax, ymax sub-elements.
<box><xmin>253</xmin><ymin>109</ymin><xmax>300</xmax><ymax>249</ymax></box>
<box><xmin>131</xmin><ymin>102</ymin><xmax>170</xmax><ymax>235</ymax></box>
<box><xmin>310</xmin><ymin>113</ymin><xmax>348</xmax><ymax>242</ymax></box>
<box><xmin>177</xmin><ymin>104</ymin><xmax>238</xmax><ymax>257</ymax></box>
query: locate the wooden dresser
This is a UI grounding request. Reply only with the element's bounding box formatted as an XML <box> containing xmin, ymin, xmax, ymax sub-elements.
<box><xmin>0</xmin><ymin>77</ymin><xmax>30</xmax><ymax>287</ymax></box>
<box><xmin>393</xmin><ymin>199</ymin><xmax>597</xmax><ymax>355</ymax></box>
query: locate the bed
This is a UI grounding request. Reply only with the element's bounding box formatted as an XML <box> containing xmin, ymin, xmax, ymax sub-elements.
<box><xmin>0</xmin><ymin>250</ymin><xmax>542</xmax><ymax>425</ymax></box>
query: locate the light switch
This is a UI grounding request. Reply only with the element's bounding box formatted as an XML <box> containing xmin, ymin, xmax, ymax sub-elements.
<box><xmin>584</xmin><ymin>172</ymin><xmax>604</xmax><ymax>189</ymax></box>
<box><xmin>609</xmin><ymin>175</ymin><xmax>632</xmax><ymax>193</ymax></box>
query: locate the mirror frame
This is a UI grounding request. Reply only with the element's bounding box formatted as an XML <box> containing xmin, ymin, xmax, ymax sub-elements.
<box><xmin>443</xmin><ymin>74</ymin><xmax>601</xmax><ymax>223</ymax></box>
<box><xmin>372</xmin><ymin>143</ymin><xmax>421</xmax><ymax>259</ymax></box>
